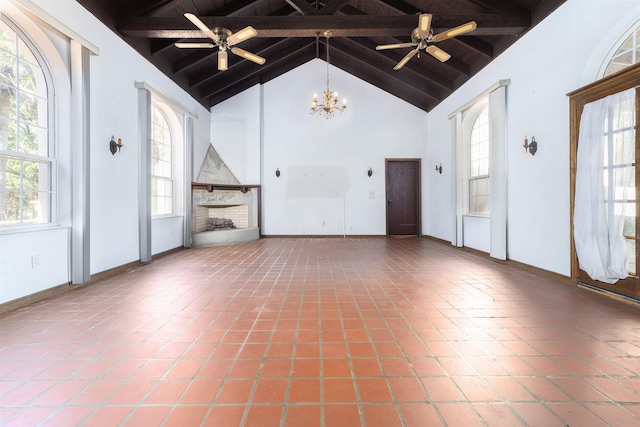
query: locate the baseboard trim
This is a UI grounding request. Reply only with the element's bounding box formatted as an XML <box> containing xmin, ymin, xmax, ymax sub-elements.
<box><xmin>0</xmin><ymin>282</ymin><xmax>74</xmax><ymax>315</ymax></box>
<box><xmin>1</xmin><ymin>247</ymin><xmax>188</xmax><ymax>315</ymax></box>
<box><xmin>422</xmin><ymin>235</ymin><xmax>572</xmax><ymax>284</ymax></box>
<box><xmin>261</xmin><ymin>235</ymin><xmax>386</xmax><ymax>238</ymax></box>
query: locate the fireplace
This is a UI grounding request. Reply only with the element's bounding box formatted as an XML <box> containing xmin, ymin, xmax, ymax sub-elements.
<box><xmin>191</xmin><ymin>184</ymin><xmax>260</xmax><ymax>247</ymax></box>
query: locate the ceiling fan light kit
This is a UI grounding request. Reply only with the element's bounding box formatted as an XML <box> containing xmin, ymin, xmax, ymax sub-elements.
<box><xmin>175</xmin><ymin>13</ymin><xmax>265</xmax><ymax>70</ymax></box>
<box><xmin>377</xmin><ymin>13</ymin><xmax>477</xmax><ymax>70</ymax></box>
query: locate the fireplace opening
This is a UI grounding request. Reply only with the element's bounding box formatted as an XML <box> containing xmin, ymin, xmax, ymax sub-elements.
<box><xmin>191</xmin><ymin>183</ymin><xmax>260</xmax><ymax>247</ymax></box>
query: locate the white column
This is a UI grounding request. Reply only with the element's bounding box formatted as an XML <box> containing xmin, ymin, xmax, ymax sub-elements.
<box><xmin>489</xmin><ymin>85</ymin><xmax>508</xmax><ymax>260</ymax></box>
<box><xmin>70</xmin><ymin>40</ymin><xmax>90</xmax><ymax>284</ymax></box>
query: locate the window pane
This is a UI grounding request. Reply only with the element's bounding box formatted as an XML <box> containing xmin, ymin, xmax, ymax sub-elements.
<box><xmin>469</xmin><ymin>196</ymin><xmax>477</xmax><ymax>213</ymax></box>
<box><xmin>622</xmin><ymin>205</ymin><xmax>635</xmax><ymax>236</ymax></box>
<box><xmin>0</xmin><ymin>21</ymin><xmax>17</xmax><ymax>54</ymax></box>
<box><xmin>0</xmin><ymin>83</ymin><xmax>17</xmax><ymax>120</ymax></box>
<box><xmin>0</xmin><ymin>56</ymin><xmax>17</xmax><ymax>87</ymax></box>
<box><xmin>19</xmin><ymin>91</ymin><xmax>47</xmax><ymax>128</ymax></box>
<box><xmin>478</xmin><ymin>158</ymin><xmax>489</xmax><ymax>176</ymax></box>
<box><xmin>469</xmin><ymin>179</ymin><xmax>477</xmax><ymax>197</ymax></box>
<box><xmin>626</xmin><ymin>239</ymin><xmax>636</xmax><ymax>276</ymax></box>
<box><xmin>477</xmin><ymin>196</ymin><xmax>489</xmax><ymax>214</ymax></box>
<box><xmin>2</xmin><ymin>157</ymin><xmax>21</xmax><ymax>190</ymax></box>
<box><xmin>0</xmin><ymin>190</ymin><xmax>20</xmax><ymax>224</ymax></box>
<box><xmin>0</xmin><ymin>117</ymin><xmax>17</xmax><ymax>151</ymax></box>
<box><xmin>477</xmin><ymin>177</ymin><xmax>487</xmax><ymax>196</ymax></box>
<box><xmin>22</xmin><ymin>190</ymin><xmax>49</xmax><ymax>223</ymax></box>
<box><xmin>603</xmin><ymin>24</ymin><xmax>639</xmax><ymax>76</ymax></box>
<box><xmin>22</xmin><ymin>159</ymin><xmax>50</xmax><ymax>192</ymax></box>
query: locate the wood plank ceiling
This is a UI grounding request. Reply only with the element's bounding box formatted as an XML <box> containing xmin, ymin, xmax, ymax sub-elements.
<box><xmin>77</xmin><ymin>0</ymin><xmax>566</xmax><ymax>112</ymax></box>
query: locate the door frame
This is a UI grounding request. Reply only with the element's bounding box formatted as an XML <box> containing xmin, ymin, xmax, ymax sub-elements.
<box><xmin>385</xmin><ymin>158</ymin><xmax>422</xmax><ymax>237</ymax></box>
<box><xmin>568</xmin><ymin>63</ymin><xmax>640</xmax><ymax>299</ymax></box>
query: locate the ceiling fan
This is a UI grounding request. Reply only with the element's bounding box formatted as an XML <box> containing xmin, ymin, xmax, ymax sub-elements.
<box><xmin>376</xmin><ymin>13</ymin><xmax>477</xmax><ymax>70</ymax></box>
<box><xmin>174</xmin><ymin>13</ymin><xmax>266</xmax><ymax>71</ymax></box>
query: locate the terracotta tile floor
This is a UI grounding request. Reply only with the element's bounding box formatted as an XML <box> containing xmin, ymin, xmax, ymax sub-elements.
<box><xmin>1</xmin><ymin>237</ymin><xmax>639</xmax><ymax>426</ymax></box>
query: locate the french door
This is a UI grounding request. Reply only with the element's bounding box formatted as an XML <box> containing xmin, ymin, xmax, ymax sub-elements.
<box><xmin>569</xmin><ymin>63</ymin><xmax>640</xmax><ymax>301</ymax></box>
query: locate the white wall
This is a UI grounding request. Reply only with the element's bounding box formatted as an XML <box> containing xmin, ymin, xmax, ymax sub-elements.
<box><xmin>29</xmin><ymin>0</ymin><xmax>210</xmax><ymax>276</ymax></box>
<box><xmin>210</xmin><ymin>85</ymin><xmax>262</xmax><ymax>184</ymax></box>
<box><xmin>1</xmin><ymin>0</ymin><xmax>211</xmax><ymax>304</ymax></box>
<box><xmin>425</xmin><ymin>0</ymin><xmax>640</xmax><ymax>276</ymax></box>
<box><xmin>211</xmin><ymin>59</ymin><xmax>427</xmax><ymax>235</ymax></box>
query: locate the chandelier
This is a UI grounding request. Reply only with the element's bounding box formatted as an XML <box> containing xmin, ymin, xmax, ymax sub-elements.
<box><xmin>311</xmin><ymin>31</ymin><xmax>347</xmax><ymax>118</ymax></box>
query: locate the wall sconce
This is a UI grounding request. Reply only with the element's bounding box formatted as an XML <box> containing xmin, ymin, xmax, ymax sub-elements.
<box><xmin>523</xmin><ymin>136</ymin><xmax>537</xmax><ymax>156</ymax></box>
<box><xmin>435</xmin><ymin>164</ymin><xmax>442</xmax><ymax>174</ymax></box>
<box><xmin>275</xmin><ymin>168</ymin><xmax>280</xmax><ymax>178</ymax></box>
<box><xmin>367</xmin><ymin>167</ymin><xmax>372</xmax><ymax>177</ymax></box>
<box><xmin>109</xmin><ymin>136</ymin><xmax>123</xmax><ymax>155</ymax></box>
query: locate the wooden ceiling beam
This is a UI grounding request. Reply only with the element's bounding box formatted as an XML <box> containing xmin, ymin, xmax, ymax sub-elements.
<box><xmin>369</xmin><ymin>0</ymin><xmax>421</xmax><ymax>15</ymax></box>
<box><xmin>207</xmin><ymin>47</ymin><xmax>317</xmax><ymax>107</ymax></box>
<box><xmin>285</xmin><ymin>0</ymin><xmax>316</xmax><ymax>16</ymax></box>
<box><xmin>190</xmin><ymin>38</ymin><xmax>302</xmax><ymax>88</ymax></box>
<box><xmin>348</xmin><ymin>37</ymin><xmax>454</xmax><ymax>91</ymax></box>
<box><xmin>199</xmin><ymin>40</ymin><xmax>314</xmax><ymax>98</ymax></box>
<box><xmin>331</xmin><ymin>39</ymin><xmax>444</xmax><ymax>104</ymax></box>
<box><xmin>461</xmin><ymin>0</ymin><xmax>530</xmax><ymax>19</ymax></box>
<box><xmin>319</xmin><ymin>0</ymin><xmax>351</xmax><ymax>15</ymax></box>
<box><xmin>452</xmin><ymin>36</ymin><xmax>493</xmax><ymax>58</ymax></box>
<box><xmin>118</xmin><ymin>14</ymin><xmax>529</xmax><ymax>38</ymax></box>
<box><xmin>329</xmin><ymin>50</ymin><xmax>431</xmax><ymax>111</ymax></box>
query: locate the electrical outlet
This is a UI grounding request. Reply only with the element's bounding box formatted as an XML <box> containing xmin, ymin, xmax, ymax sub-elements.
<box><xmin>31</xmin><ymin>255</ymin><xmax>40</xmax><ymax>269</ymax></box>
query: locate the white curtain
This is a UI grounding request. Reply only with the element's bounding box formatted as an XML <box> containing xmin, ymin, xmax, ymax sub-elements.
<box><xmin>574</xmin><ymin>88</ymin><xmax>635</xmax><ymax>284</ymax></box>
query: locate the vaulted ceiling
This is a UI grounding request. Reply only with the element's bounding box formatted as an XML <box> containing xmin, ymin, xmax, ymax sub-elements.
<box><xmin>77</xmin><ymin>0</ymin><xmax>566</xmax><ymax>112</ymax></box>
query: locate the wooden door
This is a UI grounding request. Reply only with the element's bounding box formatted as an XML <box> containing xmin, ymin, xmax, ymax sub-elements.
<box><xmin>386</xmin><ymin>159</ymin><xmax>420</xmax><ymax>236</ymax></box>
<box><xmin>569</xmin><ymin>64</ymin><xmax>640</xmax><ymax>301</ymax></box>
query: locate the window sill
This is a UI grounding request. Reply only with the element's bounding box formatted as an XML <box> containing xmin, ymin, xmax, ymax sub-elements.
<box><xmin>0</xmin><ymin>224</ymin><xmax>68</xmax><ymax>236</ymax></box>
<box><xmin>463</xmin><ymin>213</ymin><xmax>490</xmax><ymax>219</ymax></box>
<box><xmin>152</xmin><ymin>214</ymin><xmax>183</xmax><ymax>220</ymax></box>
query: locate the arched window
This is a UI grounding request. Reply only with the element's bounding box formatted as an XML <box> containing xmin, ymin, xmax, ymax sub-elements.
<box><xmin>151</xmin><ymin>105</ymin><xmax>174</xmax><ymax>216</ymax></box>
<box><xmin>0</xmin><ymin>19</ymin><xmax>52</xmax><ymax>226</ymax></box>
<box><xmin>602</xmin><ymin>22</ymin><xmax>640</xmax><ymax>77</ymax></box>
<box><xmin>468</xmin><ymin>105</ymin><xmax>489</xmax><ymax>215</ymax></box>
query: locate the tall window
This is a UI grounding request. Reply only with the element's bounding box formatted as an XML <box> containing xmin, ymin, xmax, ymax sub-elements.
<box><xmin>151</xmin><ymin>105</ymin><xmax>173</xmax><ymax>216</ymax></box>
<box><xmin>603</xmin><ymin>23</ymin><xmax>639</xmax><ymax>77</ymax></box>
<box><xmin>0</xmin><ymin>19</ymin><xmax>52</xmax><ymax>227</ymax></box>
<box><xmin>468</xmin><ymin>106</ymin><xmax>489</xmax><ymax>214</ymax></box>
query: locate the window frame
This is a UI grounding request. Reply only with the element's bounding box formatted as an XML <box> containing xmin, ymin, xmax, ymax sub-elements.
<box><xmin>0</xmin><ymin>17</ymin><xmax>55</xmax><ymax>230</ymax></box>
<box><xmin>467</xmin><ymin>104</ymin><xmax>490</xmax><ymax>216</ymax></box>
<box><xmin>150</xmin><ymin>103</ymin><xmax>175</xmax><ymax>217</ymax></box>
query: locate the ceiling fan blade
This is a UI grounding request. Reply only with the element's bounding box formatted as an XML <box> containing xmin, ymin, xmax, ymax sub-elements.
<box><xmin>426</xmin><ymin>45</ymin><xmax>451</xmax><ymax>62</ymax></box>
<box><xmin>393</xmin><ymin>49</ymin><xmax>418</xmax><ymax>70</ymax></box>
<box><xmin>218</xmin><ymin>50</ymin><xmax>228</xmax><ymax>71</ymax></box>
<box><xmin>184</xmin><ymin>13</ymin><xmax>220</xmax><ymax>42</ymax></box>
<box><xmin>230</xmin><ymin>47</ymin><xmax>266</xmax><ymax>65</ymax></box>
<box><xmin>418</xmin><ymin>13</ymin><xmax>432</xmax><ymax>37</ymax></box>
<box><xmin>174</xmin><ymin>42</ymin><xmax>215</xmax><ymax>48</ymax></box>
<box><xmin>376</xmin><ymin>42</ymin><xmax>414</xmax><ymax>51</ymax></box>
<box><xmin>433</xmin><ymin>21</ymin><xmax>477</xmax><ymax>43</ymax></box>
<box><xmin>227</xmin><ymin>26</ymin><xmax>258</xmax><ymax>46</ymax></box>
